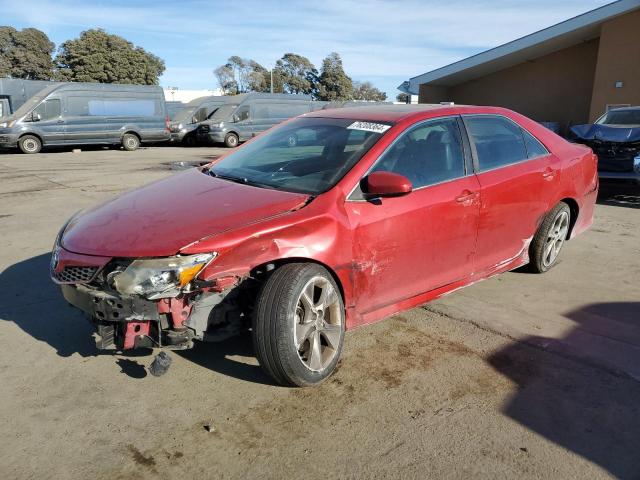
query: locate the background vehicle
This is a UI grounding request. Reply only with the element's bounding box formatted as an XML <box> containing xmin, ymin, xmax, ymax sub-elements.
<box><xmin>0</xmin><ymin>78</ymin><xmax>60</xmax><ymax>119</ymax></box>
<box><xmin>570</xmin><ymin>106</ymin><xmax>640</xmax><ymax>183</ymax></box>
<box><xmin>169</xmin><ymin>95</ymin><xmax>226</xmax><ymax>145</ymax></box>
<box><xmin>195</xmin><ymin>93</ymin><xmax>323</xmax><ymax>147</ymax></box>
<box><xmin>51</xmin><ymin>105</ymin><xmax>597</xmax><ymax>387</ymax></box>
<box><xmin>0</xmin><ymin>82</ymin><xmax>169</xmax><ymax>153</ymax></box>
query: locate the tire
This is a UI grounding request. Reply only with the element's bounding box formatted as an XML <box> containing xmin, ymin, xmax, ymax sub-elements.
<box><xmin>528</xmin><ymin>202</ymin><xmax>571</xmax><ymax>273</ymax></box>
<box><xmin>224</xmin><ymin>132</ymin><xmax>239</xmax><ymax>148</ymax></box>
<box><xmin>18</xmin><ymin>135</ymin><xmax>42</xmax><ymax>154</ymax></box>
<box><xmin>253</xmin><ymin>263</ymin><xmax>345</xmax><ymax>387</ymax></box>
<box><xmin>183</xmin><ymin>134</ymin><xmax>197</xmax><ymax>147</ymax></box>
<box><xmin>122</xmin><ymin>133</ymin><xmax>140</xmax><ymax>151</ymax></box>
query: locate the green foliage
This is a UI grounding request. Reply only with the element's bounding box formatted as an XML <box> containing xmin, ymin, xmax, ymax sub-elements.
<box><xmin>274</xmin><ymin>53</ymin><xmax>318</xmax><ymax>95</ymax></box>
<box><xmin>0</xmin><ymin>26</ymin><xmax>54</xmax><ymax>80</ymax></box>
<box><xmin>396</xmin><ymin>92</ymin><xmax>410</xmax><ymax>103</ymax></box>
<box><xmin>54</xmin><ymin>29</ymin><xmax>165</xmax><ymax>85</ymax></box>
<box><xmin>317</xmin><ymin>52</ymin><xmax>353</xmax><ymax>101</ymax></box>
<box><xmin>352</xmin><ymin>81</ymin><xmax>387</xmax><ymax>102</ymax></box>
<box><xmin>214</xmin><ymin>56</ymin><xmax>274</xmax><ymax>94</ymax></box>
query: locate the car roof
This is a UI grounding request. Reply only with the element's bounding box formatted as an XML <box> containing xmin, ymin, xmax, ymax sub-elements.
<box><xmin>305</xmin><ymin>104</ymin><xmax>512</xmax><ymax>123</ymax></box>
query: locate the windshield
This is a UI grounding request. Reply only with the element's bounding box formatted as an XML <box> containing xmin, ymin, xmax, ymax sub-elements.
<box><xmin>596</xmin><ymin>109</ymin><xmax>640</xmax><ymax>126</ymax></box>
<box><xmin>207</xmin><ymin>104</ymin><xmax>238</xmax><ymax>120</ymax></box>
<box><xmin>172</xmin><ymin>106</ymin><xmax>197</xmax><ymax>124</ymax></box>
<box><xmin>209</xmin><ymin>117</ymin><xmax>390</xmax><ymax>195</ymax></box>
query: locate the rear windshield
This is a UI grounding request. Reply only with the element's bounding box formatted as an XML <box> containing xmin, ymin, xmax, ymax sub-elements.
<box><xmin>210</xmin><ymin>117</ymin><xmax>391</xmax><ymax>195</ymax></box>
<box><xmin>596</xmin><ymin>109</ymin><xmax>640</xmax><ymax>126</ymax></box>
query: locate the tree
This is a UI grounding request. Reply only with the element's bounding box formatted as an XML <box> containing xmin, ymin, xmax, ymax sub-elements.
<box><xmin>352</xmin><ymin>81</ymin><xmax>387</xmax><ymax>102</ymax></box>
<box><xmin>317</xmin><ymin>52</ymin><xmax>353</xmax><ymax>101</ymax></box>
<box><xmin>0</xmin><ymin>26</ymin><xmax>54</xmax><ymax>80</ymax></box>
<box><xmin>274</xmin><ymin>53</ymin><xmax>318</xmax><ymax>95</ymax></box>
<box><xmin>214</xmin><ymin>64</ymin><xmax>237</xmax><ymax>95</ymax></box>
<box><xmin>396</xmin><ymin>92</ymin><xmax>410</xmax><ymax>103</ymax></box>
<box><xmin>214</xmin><ymin>56</ymin><xmax>279</xmax><ymax>94</ymax></box>
<box><xmin>54</xmin><ymin>29</ymin><xmax>165</xmax><ymax>85</ymax></box>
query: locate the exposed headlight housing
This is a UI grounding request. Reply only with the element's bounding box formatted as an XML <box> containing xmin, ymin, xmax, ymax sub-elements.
<box><xmin>113</xmin><ymin>253</ymin><xmax>216</xmax><ymax>299</ymax></box>
<box><xmin>0</xmin><ymin>120</ymin><xmax>15</xmax><ymax>128</ymax></box>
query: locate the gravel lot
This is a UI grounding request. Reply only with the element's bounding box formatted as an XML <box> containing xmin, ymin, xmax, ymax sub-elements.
<box><xmin>0</xmin><ymin>146</ymin><xmax>639</xmax><ymax>479</ymax></box>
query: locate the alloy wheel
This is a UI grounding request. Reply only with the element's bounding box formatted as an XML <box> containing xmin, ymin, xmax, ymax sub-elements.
<box><xmin>543</xmin><ymin>210</ymin><xmax>569</xmax><ymax>267</ymax></box>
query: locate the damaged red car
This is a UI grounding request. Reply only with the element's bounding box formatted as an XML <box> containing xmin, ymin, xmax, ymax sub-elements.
<box><xmin>51</xmin><ymin>105</ymin><xmax>598</xmax><ymax>386</ymax></box>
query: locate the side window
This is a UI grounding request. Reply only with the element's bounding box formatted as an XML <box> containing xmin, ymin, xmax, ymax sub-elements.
<box><xmin>521</xmin><ymin>128</ymin><xmax>549</xmax><ymax>158</ymax></box>
<box><xmin>235</xmin><ymin>106</ymin><xmax>250</xmax><ymax>122</ymax></box>
<box><xmin>465</xmin><ymin>115</ymin><xmax>528</xmax><ymax>171</ymax></box>
<box><xmin>370</xmin><ymin>117</ymin><xmax>465</xmax><ymax>188</ymax></box>
<box><xmin>33</xmin><ymin>99</ymin><xmax>61</xmax><ymax>120</ymax></box>
<box><xmin>67</xmin><ymin>96</ymin><xmax>91</xmax><ymax>116</ymax></box>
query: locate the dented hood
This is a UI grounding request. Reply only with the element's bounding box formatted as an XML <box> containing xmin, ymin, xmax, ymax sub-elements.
<box><xmin>62</xmin><ymin>168</ymin><xmax>310</xmax><ymax>257</ymax></box>
<box><xmin>570</xmin><ymin>124</ymin><xmax>640</xmax><ymax>143</ymax></box>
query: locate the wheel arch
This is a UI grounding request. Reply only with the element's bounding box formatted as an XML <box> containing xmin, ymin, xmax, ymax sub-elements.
<box><xmin>18</xmin><ymin>132</ymin><xmax>43</xmax><ymax>145</ymax></box>
<box><xmin>122</xmin><ymin>130</ymin><xmax>141</xmax><ymax>141</ymax></box>
<box><xmin>559</xmin><ymin>197</ymin><xmax>579</xmax><ymax>239</ymax></box>
<box><xmin>251</xmin><ymin>257</ymin><xmax>346</xmax><ymax>306</ymax></box>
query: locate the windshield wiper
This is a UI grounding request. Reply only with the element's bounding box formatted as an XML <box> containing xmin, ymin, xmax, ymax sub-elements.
<box><xmin>209</xmin><ymin>169</ymin><xmax>278</xmax><ymax>190</ymax></box>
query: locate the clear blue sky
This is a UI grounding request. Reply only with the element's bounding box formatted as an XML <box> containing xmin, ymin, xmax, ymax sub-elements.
<box><xmin>0</xmin><ymin>0</ymin><xmax>611</xmax><ymax>99</ymax></box>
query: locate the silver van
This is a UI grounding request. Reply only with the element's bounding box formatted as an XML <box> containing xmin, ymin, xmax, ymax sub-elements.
<box><xmin>169</xmin><ymin>95</ymin><xmax>226</xmax><ymax>145</ymax></box>
<box><xmin>195</xmin><ymin>93</ymin><xmax>324</xmax><ymax>147</ymax></box>
<box><xmin>0</xmin><ymin>82</ymin><xmax>169</xmax><ymax>154</ymax></box>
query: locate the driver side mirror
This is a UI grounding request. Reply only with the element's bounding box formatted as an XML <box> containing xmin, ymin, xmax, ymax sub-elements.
<box><xmin>361</xmin><ymin>171</ymin><xmax>412</xmax><ymax>198</ymax></box>
<box><xmin>28</xmin><ymin>112</ymin><xmax>41</xmax><ymax>122</ymax></box>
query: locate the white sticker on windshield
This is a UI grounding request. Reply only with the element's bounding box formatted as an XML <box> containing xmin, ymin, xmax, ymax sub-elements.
<box><xmin>346</xmin><ymin>121</ymin><xmax>391</xmax><ymax>134</ymax></box>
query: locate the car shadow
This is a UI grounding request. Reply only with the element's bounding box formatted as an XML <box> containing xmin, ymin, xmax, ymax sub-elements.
<box><xmin>597</xmin><ymin>180</ymin><xmax>640</xmax><ymax>209</ymax></box>
<box><xmin>487</xmin><ymin>301</ymin><xmax>640</xmax><ymax>479</ymax></box>
<box><xmin>0</xmin><ymin>253</ymin><xmax>272</xmax><ymax>385</ymax></box>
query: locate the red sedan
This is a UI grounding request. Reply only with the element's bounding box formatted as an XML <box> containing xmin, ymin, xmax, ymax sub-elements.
<box><xmin>51</xmin><ymin>105</ymin><xmax>598</xmax><ymax>386</ymax></box>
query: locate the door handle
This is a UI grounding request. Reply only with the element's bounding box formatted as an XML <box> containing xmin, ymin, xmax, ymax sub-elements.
<box><xmin>56</xmin><ymin>120</ymin><xmax>65</xmax><ymax>124</ymax></box>
<box><xmin>455</xmin><ymin>190</ymin><xmax>478</xmax><ymax>203</ymax></box>
<box><xmin>542</xmin><ymin>168</ymin><xmax>556</xmax><ymax>180</ymax></box>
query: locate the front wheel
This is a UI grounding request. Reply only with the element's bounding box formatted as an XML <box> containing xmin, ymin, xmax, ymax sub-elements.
<box><xmin>253</xmin><ymin>263</ymin><xmax>345</xmax><ymax>387</ymax></box>
<box><xmin>224</xmin><ymin>132</ymin><xmax>239</xmax><ymax>148</ymax></box>
<box><xmin>18</xmin><ymin>135</ymin><xmax>42</xmax><ymax>154</ymax></box>
<box><xmin>528</xmin><ymin>202</ymin><xmax>571</xmax><ymax>273</ymax></box>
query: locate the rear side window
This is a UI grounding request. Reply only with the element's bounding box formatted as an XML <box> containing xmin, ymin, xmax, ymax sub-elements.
<box><xmin>67</xmin><ymin>96</ymin><xmax>160</xmax><ymax>117</ymax></box>
<box><xmin>370</xmin><ymin>117</ymin><xmax>465</xmax><ymax>188</ymax></box>
<box><xmin>465</xmin><ymin>115</ymin><xmax>528</xmax><ymax>171</ymax></box>
<box><xmin>521</xmin><ymin>128</ymin><xmax>549</xmax><ymax>158</ymax></box>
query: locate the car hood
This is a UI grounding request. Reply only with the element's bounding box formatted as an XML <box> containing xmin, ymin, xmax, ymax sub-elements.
<box><xmin>570</xmin><ymin>124</ymin><xmax>640</xmax><ymax>143</ymax></box>
<box><xmin>61</xmin><ymin>168</ymin><xmax>310</xmax><ymax>257</ymax></box>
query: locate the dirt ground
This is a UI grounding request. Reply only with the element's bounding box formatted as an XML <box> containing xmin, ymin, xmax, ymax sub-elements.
<box><xmin>0</xmin><ymin>145</ymin><xmax>638</xmax><ymax>480</ymax></box>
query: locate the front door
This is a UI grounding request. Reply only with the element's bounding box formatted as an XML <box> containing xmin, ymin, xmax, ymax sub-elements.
<box><xmin>30</xmin><ymin>98</ymin><xmax>65</xmax><ymax>144</ymax></box>
<box><xmin>232</xmin><ymin>105</ymin><xmax>252</xmax><ymax>141</ymax></box>
<box><xmin>345</xmin><ymin>116</ymin><xmax>480</xmax><ymax>316</ymax></box>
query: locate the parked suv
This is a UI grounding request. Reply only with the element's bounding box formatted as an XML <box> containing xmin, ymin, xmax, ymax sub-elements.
<box><xmin>0</xmin><ymin>82</ymin><xmax>169</xmax><ymax>153</ymax></box>
<box><xmin>51</xmin><ymin>105</ymin><xmax>597</xmax><ymax>386</ymax></box>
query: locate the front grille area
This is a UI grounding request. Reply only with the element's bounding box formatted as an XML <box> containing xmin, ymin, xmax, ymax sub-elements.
<box><xmin>198</xmin><ymin>124</ymin><xmax>210</xmax><ymax>133</ymax></box>
<box><xmin>54</xmin><ymin>266</ymin><xmax>99</xmax><ymax>284</ymax></box>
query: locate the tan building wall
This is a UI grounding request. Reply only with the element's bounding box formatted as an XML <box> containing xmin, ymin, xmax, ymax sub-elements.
<box><xmin>589</xmin><ymin>9</ymin><xmax>640</xmax><ymax>120</ymax></box>
<box><xmin>419</xmin><ymin>40</ymin><xmax>600</xmax><ymax>127</ymax></box>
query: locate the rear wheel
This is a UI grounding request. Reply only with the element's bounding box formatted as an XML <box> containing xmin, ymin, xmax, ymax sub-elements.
<box><xmin>253</xmin><ymin>263</ymin><xmax>345</xmax><ymax>387</ymax></box>
<box><xmin>122</xmin><ymin>133</ymin><xmax>140</xmax><ymax>151</ymax></box>
<box><xmin>528</xmin><ymin>202</ymin><xmax>571</xmax><ymax>273</ymax></box>
<box><xmin>224</xmin><ymin>132</ymin><xmax>239</xmax><ymax>148</ymax></box>
<box><xmin>18</xmin><ymin>135</ymin><xmax>42</xmax><ymax>154</ymax></box>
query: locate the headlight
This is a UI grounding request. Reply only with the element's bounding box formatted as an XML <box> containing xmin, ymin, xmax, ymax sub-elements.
<box><xmin>216</xmin><ymin>122</ymin><xmax>224</xmax><ymax>128</ymax></box>
<box><xmin>113</xmin><ymin>253</ymin><xmax>216</xmax><ymax>299</ymax></box>
<box><xmin>0</xmin><ymin>120</ymin><xmax>13</xmax><ymax>128</ymax></box>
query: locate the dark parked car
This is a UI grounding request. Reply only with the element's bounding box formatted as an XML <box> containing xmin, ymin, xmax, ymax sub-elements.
<box><xmin>570</xmin><ymin>106</ymin><xmax>640</xmax><ymax>182</ymax></box>
<box><xmin>168</xmin><ymin>96</ymin><xmax>227</xmax><ymax>145</ymax></box>
<box><xmin>0</xmin><ymin>83</ymin><xmax>169</xmax><ymax>153</ymax></box>
<box><xmin>51</xmin><ymin>105</ymin><xmax>597</xmax><ymax>386</ymax></box>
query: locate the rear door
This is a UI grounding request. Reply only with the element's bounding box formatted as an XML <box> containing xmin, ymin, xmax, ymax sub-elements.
<box><xmin>462</xmin><ymin>114</ymin><xmax>560</xmax><ymax>275</ymax></box>
<box><xmin>345</xmin><ymin>116</ymin><xmax>480</xmax><ymax>315</ymax></box>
